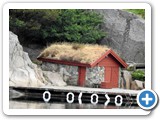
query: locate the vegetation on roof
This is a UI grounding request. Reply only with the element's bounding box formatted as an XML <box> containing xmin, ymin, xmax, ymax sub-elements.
<box><xmin>38</xmin><ymin>43</ymin><xmax>109</xmax><ymax>64</ymax></box>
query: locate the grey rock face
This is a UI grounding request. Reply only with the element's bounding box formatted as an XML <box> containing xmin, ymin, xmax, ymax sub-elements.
<box><xmin>120</xmin><ymin>70</ymin><xmax>132</xmax><ymax>89</ymax></box>
<box><xmin>134</xmin><ymin>80</ymin><xmax>145</xmax><ymax>89</ymax></box>
<box><xmin>23</xmin><ymin>46</ymin><xmax>43</xmax><ymax>62</ymax></box>
<box><xmin>43</xmin><ymin>71</ymin><xmax>67</xmax><ymax>86</ymax></box>
<box><xmin>130</xmin><ymin>80</ymin><xmax>145</xmax><ymax>90</ymax></box>
<box><xmin>95</xmin><ymin>9</ymin><xmax>145</xmax><ymax>63</ymax></box>
<box><xmin>119</xmin><ymin>70</ymin><xmax>144</xmax><ymax>90</ymax></box>
<box><xmin>41</xmin><ymin>63</ymin><xmax>78</xmax><ymax>86</ymax></box>
<box><xmin>41</xmin><ymin>62</ymin><xmax>105</xmax><ymax>87</ymax></box>
<box><xmin>41</xmin><ymin>62</ymin><xmax>59</xmax><ymax>72</ymax></box>
<box><xmin>9</xmin><ymin>31</ymin><xmax>47</xmax><ymax>87</ymax></box>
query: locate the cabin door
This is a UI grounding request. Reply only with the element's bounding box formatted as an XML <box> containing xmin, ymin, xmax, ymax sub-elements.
<box><xmin>102</xmin><ymin>66</ymin><xmax>119</xmax><ymax>88</ymax></box>
<box><xmin>110</xmin><ymin>67</ymin><xmax>119</xmax><ymax>88</ymax></box>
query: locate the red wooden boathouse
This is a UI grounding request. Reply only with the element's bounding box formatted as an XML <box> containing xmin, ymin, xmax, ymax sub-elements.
<box><xmin>38</xmin><ymin>45</ymin><xmax>128</xmax><ymax>89</ymax></box>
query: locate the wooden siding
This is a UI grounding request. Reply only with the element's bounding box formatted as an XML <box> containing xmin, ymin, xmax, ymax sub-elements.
<box><xmin>78</xmin><ymin>66</ymin><xmax>86</xmax><ymax>87</ymax></box>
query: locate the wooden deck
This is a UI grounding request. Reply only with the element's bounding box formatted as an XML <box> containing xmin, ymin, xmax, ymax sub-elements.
<box><xmin>40</xmin><ymin>86</ymin><xmax>140</xmax><ymax>94</ymax></box>
<box><xmin>9</xmin><ymin>86</ymin><xmax>139</xmax><ymax>106</ymax></box>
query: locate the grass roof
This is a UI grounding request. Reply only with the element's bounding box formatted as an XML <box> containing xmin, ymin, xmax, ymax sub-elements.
<box><xmin>38</xmin><ymin>43</ymin><xmax>109</xmax><ymax>64</ymax></box>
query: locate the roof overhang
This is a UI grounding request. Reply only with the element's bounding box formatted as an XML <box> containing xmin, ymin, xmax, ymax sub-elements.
<box><xmin>37</xmin><ymin>57</ymin><xmax>92</xmax><ymax>67</ymax></box>
<box><xmin>37</xmin><ymin>49</ymin><xmax>128</xmax><ymax>68</ymax></box>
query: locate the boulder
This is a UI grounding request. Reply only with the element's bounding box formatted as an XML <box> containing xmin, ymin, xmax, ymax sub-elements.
<box><xmin>9</xmin><ymin>31</ymin><xmax>47</xmax><ymax>87</ymax></box>
<box><xmin>120</xmin><ymin>70</ymin><xmax>145</xmax><ymax>90</ymax></box>
<box><xmin>130</xmin><ymin>81</ymin><xmax>140</xmax><ymax>90</ymax></box>
<box><xmin>95</xmin><ymin>9</ymin><xmax>145</xmax><ymax>63</ymax></box>
<box><xmin>134</xmin><ymin>80</ymin><xmax>145</xmax><ymax>89</ymax></box>
<box><xmin>43</xmin><ymin>71</ymin><xmax>67</xmax><ymax>86</ymax></box>
<box><xmin>130</xmin><ymin>80</ymin><xmax>145</xmax><ymax>90</ymax></box>
<box><xmin>121</xmin><ymin>70</ymin><xmax>132</xmax><ymax>89</ymax></box>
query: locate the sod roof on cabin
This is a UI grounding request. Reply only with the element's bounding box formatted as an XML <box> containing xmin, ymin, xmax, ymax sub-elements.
<box><xmin>38</xmin><ymin>43</ymin><xmax>109</xmax><ymax>64</ymax></box>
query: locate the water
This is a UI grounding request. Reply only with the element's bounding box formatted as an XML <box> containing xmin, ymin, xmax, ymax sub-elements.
<box><xmin>9</xmin><ymin>100</ymin><xmax>139</xmax><ymax>109</ymax></box>
<box><xmin>9</xmin><ymin>87</ymin><xmax>139</xmax><ymax>109</ymax></box>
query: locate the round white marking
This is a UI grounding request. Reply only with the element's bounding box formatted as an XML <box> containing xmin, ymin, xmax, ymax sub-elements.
<box><xmin>66</xmin><ymin>92</ymin><xmax>74</xmax><ymax>103</ymax></box>
<box><xmin>115</xmin><ymin>95</ymin><xmax>123</xmax><ymax>106</ymax></box>
<box><xmin>43</xmin><ymin>91</ymin><xmax>51</xmax><ymax>102</ymax></box>
<box><xmin>91</xmin><ymin>94</ymin><xmax>98</xmax><ymax>105</ymax></box>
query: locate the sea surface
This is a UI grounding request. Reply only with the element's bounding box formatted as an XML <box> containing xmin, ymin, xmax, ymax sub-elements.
<box><xmin>9</xmin><ymin>100</ymin><xmax>139</xmax><ymax>109</ymax></box>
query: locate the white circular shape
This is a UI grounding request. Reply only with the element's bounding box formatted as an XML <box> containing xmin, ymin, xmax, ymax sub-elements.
<box><xmin>115</xmin><ymin>95</ymin><xmax>123</xmax><ymax>106</ymax></box>
<box><xmin>66</xmin><ymin>92</ymin><xmax>74</xmax><ymax>103</ymax></box>
<box><xmin>137</xmin><ymin>89</ymin><xmax>158</xmax><ymax>110</ymax></box>
<box><xmin>43</xmin><ymin>91</ymin><xmax>51</xmax><ymax>102</ymax></box>
<box><xmin>90</xmin><ymin>94</ymin><xmax>98</xmax><ymax>105</ymax></box>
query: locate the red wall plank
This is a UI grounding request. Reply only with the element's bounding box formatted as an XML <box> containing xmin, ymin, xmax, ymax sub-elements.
<box><xmin>98</xmin><ymin>55</ymin><xmax>119</xmax><ymax>67</ymax></box>
<box><xmin>101</xmin><ymin>66</ymin><xmax>119</xmax><ymax>89</ymax></box>
<box><xmin>37</xmin><ymin>58</ymin><xmax>91</xmax><ymax>67</ymax></box>
<box><xmin>104</xmin><ymin>67</ymin><xmax>111</xmax><ymax>83</ymax></box>
<box><xmin>78</xmin><ymin>67</ymin><xmax>86</xmax><ymax>87</ymax></box>
<box><xmin>111</xmin><ymin>67</ymin><xmax>119</xmax><ymax>88</ymax></box>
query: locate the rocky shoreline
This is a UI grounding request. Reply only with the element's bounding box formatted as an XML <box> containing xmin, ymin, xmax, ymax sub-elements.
<box><xmin>9</xmin><ymin>31</ymin><xmax>144</xmax><ymax>90</ymax></box>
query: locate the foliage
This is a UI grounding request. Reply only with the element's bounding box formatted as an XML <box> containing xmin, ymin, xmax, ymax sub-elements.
<box><xmin>124</xmin><ymin>9</ymin><xmax>145</xmax><ymax>19</ymax></box>
<box><xmin>9</xmin><ymin>9</ymin><xmax>106</xmax><ymax>45</ymax></box>
<box><xmin>9</xmin><ymin>9</ymin><xmax>60</xmax><ymax>44</ymax></box>
<box><xmin>131</xmin><ymin>70</ymin><xmax>145</xmax><ymax>81</ymax></box>
<box><xmin>53</xmin><ymin>10</ymin><xmax>106</xmax><ymax>44</ymax></box>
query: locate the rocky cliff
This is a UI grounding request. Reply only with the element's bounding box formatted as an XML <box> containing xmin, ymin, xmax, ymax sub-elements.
<box><xmin>95</xmin><ymin>9</ymin><xmax>145</xmax><ymax>63</ymax></box>
<box><xmin>9</xmin><ymin>31</ymin><xmax>47</xmax><ymax>87</ymax></box>
<box><xmin>9</xmin><ymin>31</ymin><xmax>67</xmax><ymax>87</ymax></box>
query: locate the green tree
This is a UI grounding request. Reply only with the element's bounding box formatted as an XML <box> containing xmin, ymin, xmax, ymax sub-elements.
<box><xmin>9</xmin><ymin>9</ymin><xmax>106</xmax><ymax>45</ymax></box>
<box><xmin>52</xmin><ymin>9</ymin><xmax>106</xmax><ymax>43</ymax></box>
<box><xmin>10</xmin><ymin>9</ymin><xmax>60</xmax><ymax>45</ymax></box>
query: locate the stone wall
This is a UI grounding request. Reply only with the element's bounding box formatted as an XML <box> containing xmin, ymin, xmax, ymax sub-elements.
<box><xmin>85</xmin><ymin>67</ymin><xmax>104</xmax><ymax>87</ymax></box>
<box><xmin>60</xmin><ymin>65</ymin><xmax>78</xmax><ymax>86</ymax></box>
<box><xmin>41</xmin><ymin>62</ymin><xmax>78</xmax><ymax>86</ymax></box>
<box><xmin>41</xmin><ymin>62</ymin><xmax>105</xmax><ymax>87</ymax></box>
